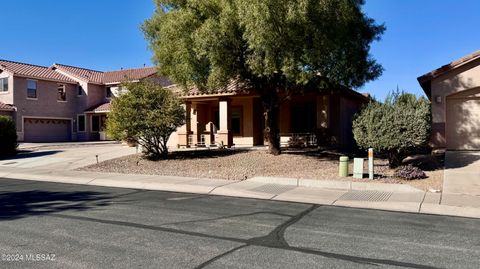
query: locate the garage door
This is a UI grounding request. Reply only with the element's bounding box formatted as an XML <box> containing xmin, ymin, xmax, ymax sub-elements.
<box><xmin>446</xmin><ymin>97</ymin><xmax>480</xmax><ymax>150</ymax></box>
<box><xmin>24</xmin><ymin>118</ymin><xmax>71</xmax><ymax>142</ymax></box>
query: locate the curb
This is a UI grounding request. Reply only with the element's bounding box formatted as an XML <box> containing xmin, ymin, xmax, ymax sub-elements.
<box><xmin>2</xmin><ymin>171</ymin><xmax>479</xmax><ymax>219</ymax></box>
<box><xmin>248</xmin><ymin>176</ymin><xmax>424</xmax><ymax>193</ymax></box>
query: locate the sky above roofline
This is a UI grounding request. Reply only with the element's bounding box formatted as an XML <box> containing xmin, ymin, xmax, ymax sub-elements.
<box><xmin>1</xmin><ymin>0</ymin><xmax>479</xmax><ymax>100</ymax></box>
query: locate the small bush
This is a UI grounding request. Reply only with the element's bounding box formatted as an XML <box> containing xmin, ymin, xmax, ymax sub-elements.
<box><xmin>394</xmin><ymin>165</ymin><xmax>426</xmax><ymax>180</ymax></box>
<box><xmin>353</xmin><ymin>91</ymin><xmax>431</xmax><ymax>168</ymax></box>
<box><xmin>0</xmin><ymin>116</ymin><xmax>17</xmax><ymax>157</ymax></box>
<box><xmin>107</xmin><ymin>81</ymin><xmax>185</xmax><ymax>159</ymax></box>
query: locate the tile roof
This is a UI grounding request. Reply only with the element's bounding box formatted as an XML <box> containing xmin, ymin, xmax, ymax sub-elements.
<box><xmin>85</xmin><ymin>102</ymin><xmax>111</xmax><ymax>113</ymax></box>
<box><xmin>103</xmin><ymin>67</ymin><xmax>159</xmax><ymax>84</ymax></box>
<box><xmin>0</xmin><ymin>60</ymin><xmax>75</xmax><ymax>83</ymax></box>
<box><xmin>180</xmin><ymin>80</ymin><xmax>252</xmax><ymax>97</ymax></box>
<box><xmin>52</xmin><ymin>64</ymin><xmax>104</xmax><ymax>84</ymax></box>
<box><xmin>0</xmin><ymin>59</ymin><xmax>174</xmax><ymax>87</ymax></box>
<box><xmin>54</xmin><ymin>64</ymin><xmax>170</xmax><ymax>85</ymax></box>
<box><xmin>0</xmin><ymin>101</ymin><xmax>15</xmax><ymax>111</ymax></box>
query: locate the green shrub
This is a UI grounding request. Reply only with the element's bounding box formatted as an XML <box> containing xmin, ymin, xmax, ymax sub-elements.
<box><xmin>106</xmin><ymin>81</ymin><xmax>185</xmax><ymax>160</ymax></box>
<box><xmin>0</xmin><ymin>116</ymin><xmax>17</xmax><ymax>157</ymax></box>
<box><xmin>352</xmin><ymin>91</ymin><xmax>431</xmax><ymax>168</ymax></box>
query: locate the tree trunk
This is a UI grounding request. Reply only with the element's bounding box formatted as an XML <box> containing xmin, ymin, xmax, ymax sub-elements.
<box><xmin>262</xmin><ymin>91</ymin><xmax>281</xmax><ymax>155</ymax></box>
<box><xmin>388</xmin><ymin>150</ymin><xmax>405</xmax><ymax>168</ymax></box>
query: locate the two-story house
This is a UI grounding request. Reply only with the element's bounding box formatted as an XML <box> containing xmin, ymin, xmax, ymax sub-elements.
<box><xmin>0</xmin><ymin>59</ymin><xmax>172</xmax><ymax>142</ymax></box>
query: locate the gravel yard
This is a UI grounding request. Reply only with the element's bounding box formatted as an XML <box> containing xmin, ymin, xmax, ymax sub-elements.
<box><xmin>80</xmin><ymin>148</ymin><xmax>444</xmax><ymax>191</ymax></box>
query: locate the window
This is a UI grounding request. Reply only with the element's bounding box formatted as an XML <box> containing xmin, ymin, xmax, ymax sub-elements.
<box><xmin>27</xmin><ymin>80</ymin><xmax>37</xmax><ymax>99</ymax></box>
<box><xmin>78</xmin><ymin>115</ymin><xmax>86</xmax><ymax>132</ymax></box>
<box><xmin>231</xmin><ymin>107</ymin><xmax>242</xmax><ymax>136</ymax></box>
<box><xmin>57</xmin><ymin>84</ymin><xmax>66</xmax><ymax>101</ymax></box>
<box><xmin>78</xmin><ymin>85</ymin><xmax>84</xmax><ymax>96</ymax></box>
<box><xmin>0</xmin><ymin>77</ymin><xmax>8</xmax><ymax>92</ymax></box>
<box><xmin>291</xmin><ymin>102</ymin><xmax>316</xmax><ymax>133</ymax></box>
<box><xmin>106</xmin><ymin>87</ymin><xmax>112</xmax><ymax>98</ymax></box>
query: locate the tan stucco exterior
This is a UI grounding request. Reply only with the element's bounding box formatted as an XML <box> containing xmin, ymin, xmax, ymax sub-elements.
<box><xmin>419</xmin><ymin>53</ymin><xmax>480</xmax><ymax>150</ymax></box>
<box><xmin>169</xmin><ymin>90</ymin><xmax>367</xmax><ymax>149</ymax></box>
<box><xmin>12</xmin><ymin>77</ymin><xmax>78</xmax><ymax>141</ymax></box>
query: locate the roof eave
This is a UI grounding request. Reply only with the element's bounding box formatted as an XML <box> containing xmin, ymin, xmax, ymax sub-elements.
<box><xmin>14</xmin><ymin>74</ymin><xmax>76</xmax><ymax>84</ymax></box>
<box><xmin>417</xmin><ymin>50</ymin><xmax>480</xmax><ymax>99</ymax></box>
<box><xmin>84</xmin><ymin>110</ymin><xmax>110</xmax><ymax>114</ymax></box>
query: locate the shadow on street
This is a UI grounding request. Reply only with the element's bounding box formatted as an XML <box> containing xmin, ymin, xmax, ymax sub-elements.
<box><xmin>0</xmin><ymin>150</ymin><xmax>63</xmax><ymax>161</ymax></box>
<box><xmin>0</xmin><ymin>190</ymin><xmax>111</xmax><ymax>220</ymax></box>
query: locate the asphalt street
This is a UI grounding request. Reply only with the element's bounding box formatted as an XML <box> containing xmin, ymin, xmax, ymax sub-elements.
<box><xmin>0</xmin><ymin>177</ymin><xmax>479</xmax><ymax>269</ymax></box>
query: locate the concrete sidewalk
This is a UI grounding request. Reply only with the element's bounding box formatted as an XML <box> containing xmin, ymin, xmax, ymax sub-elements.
<box><xmin>1</xmin><ymin>167</ymin><xmax>480</xmax><ymax>219</ymax></box>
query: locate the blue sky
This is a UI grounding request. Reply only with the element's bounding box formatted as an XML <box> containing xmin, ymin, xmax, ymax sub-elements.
<box><xmin>1</xmin><ymin>0</ymin><xmax>479</xmax><ymax>100</ymax></box>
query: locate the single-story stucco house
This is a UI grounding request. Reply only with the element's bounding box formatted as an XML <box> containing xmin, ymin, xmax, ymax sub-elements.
<box><xmin>167</xmin><ymin>83</ymin><xmax>370</xmax><ymax>149</ymax></box>
<box><xmin>418</xmin><ymin>50</ymin><xmax>480</xmax><ymax>150</ymax></box>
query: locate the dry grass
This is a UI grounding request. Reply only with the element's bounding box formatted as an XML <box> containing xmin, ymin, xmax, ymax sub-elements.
<box><xmin>80</xmin><ymin>148</ymin><xmax>444</xmax><ymax>191</ymax></box>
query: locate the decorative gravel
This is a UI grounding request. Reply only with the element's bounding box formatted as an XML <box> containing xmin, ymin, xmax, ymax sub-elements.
<box><xmin>80</xmin><ymin>148</ymin><xmax>444</xmax><ymax>191</ymax></box>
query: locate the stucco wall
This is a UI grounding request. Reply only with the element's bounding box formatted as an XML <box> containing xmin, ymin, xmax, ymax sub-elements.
<box><xmin>0</xmin><ymin>71</ymin><xmax>14</xmax><ymax>104</ymax></box>
<box><xmin>231</xmin><ymin>97</ymin><xmax>254</xmax><ymax>140</ymax></box>
<box><xmin>13</xmin><ymin>77</ymin><xmax>78</xmax><ymax>140</ymax></box>
<box><xmin>86</xmin><ymin>83</ymin><xmax>108</xmax><ymax>109</ymax></box>
<box><xmin>430</xmin><ymin>58</ymin><xmax>480</xmax><ymax>148</ymax></box>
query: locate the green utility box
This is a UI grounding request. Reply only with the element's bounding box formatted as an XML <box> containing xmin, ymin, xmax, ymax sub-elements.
<box><xmin>339</xmin><ymin>156</ymin><xmax>349</xmax><ymax>177</ymax></box>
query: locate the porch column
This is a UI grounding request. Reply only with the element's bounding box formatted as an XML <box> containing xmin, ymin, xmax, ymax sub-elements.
<box><xmin>316</xmin><ymin>95</ymin><xmax>330</xmax><ymax>145</ymax></box>
<box><xmin>317</xmin><ymin>95</ymin><xmax>329</xmax><ymax>129</ymax></box>
<box><xmin>178</xmin><ymin>101</ymin><xmax>192</xmax><ymax>147</ymax></box>
<box><xmin>190</xmin><ymin>103</ymin><xmax>199</xmax><ymax>146</ymax></box>
<box><xmin>217</xmin><ymin>98</ymin><xmax>233</xmax><ymax>147</ymax></box>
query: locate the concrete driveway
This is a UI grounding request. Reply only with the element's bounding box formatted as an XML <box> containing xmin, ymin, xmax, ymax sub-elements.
<box><xmin>443</xmin><ymin>151</ymin><xmax>480</xmax><ymax>207</ymax></box>
<box><xmin>0</xmin><ymin>142</ymin><xmax>137</xmax><ymax>171</ymax></box>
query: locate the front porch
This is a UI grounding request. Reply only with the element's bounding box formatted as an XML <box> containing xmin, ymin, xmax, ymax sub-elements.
<box><xmin>81</xmin><ymin>102</ymin><xmax>111</xmax><ymax>141</ymax></box>
<box><xmin>174</xmin><ymin>93</ymin><xmax>345</xmax><ymax>149</ymax></box>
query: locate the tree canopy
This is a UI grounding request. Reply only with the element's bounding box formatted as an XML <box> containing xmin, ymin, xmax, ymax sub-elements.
<box><xmin>143</xmin><ymin>0</ymin><xmax>385</xmax><ymax>154</ymax></box>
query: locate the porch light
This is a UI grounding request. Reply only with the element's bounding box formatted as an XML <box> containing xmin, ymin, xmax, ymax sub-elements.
<box><xmin>435</xmin><ymin>95</ymin><xmax>442</xmax><ymax>104</ymax></box>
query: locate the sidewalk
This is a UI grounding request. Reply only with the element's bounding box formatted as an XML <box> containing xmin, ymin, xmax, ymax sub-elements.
<box><xmin>1</xmin><ymin>167</ymin><xmax>479</xmax><ymax>219</ymax></box>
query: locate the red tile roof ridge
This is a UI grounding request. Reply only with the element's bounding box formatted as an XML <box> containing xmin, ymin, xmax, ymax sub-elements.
<box><xmin>0</xmin><ymin>59</ymin><xmax>76</xmax><ymax>83</ymax></box>
<box><xmin>0</xmin><ymin>58</ymin><xmax>51</xmax><ymax>69</ymax></box>
<box><xmin>53</xmin><ymin>63</ymin><xmax>104</xmax><ymax>73</ymax></box>
<box><xmin>104</xmin><ymin>66</ymin><xmax>157</xmax><ymax>73</ymax></box>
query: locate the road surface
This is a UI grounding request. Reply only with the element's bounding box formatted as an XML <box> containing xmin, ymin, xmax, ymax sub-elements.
<box><xmin>0</xmin><ymin>178</ymin><xmax>479</xmax><ymax>268</ymax></box>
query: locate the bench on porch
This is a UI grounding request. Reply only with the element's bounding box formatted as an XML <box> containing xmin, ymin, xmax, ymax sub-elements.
<box><xmin>280</xmin><ymin>133</ymin><xmax>317</xmax><ymax>148</ymax></box>
<box><xmin>188</xmin><ymin>133</ymin><xmax>235</xmax><ymax>149</ymax></box>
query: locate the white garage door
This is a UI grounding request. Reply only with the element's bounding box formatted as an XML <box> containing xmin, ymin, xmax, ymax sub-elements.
<box><xmin>24</xmin><ymin>118</ymin><xmax>71</xmax><ymax>142</ymax></box>
<box><xmin>446</xmin><ymin>97</ymin><xmax>480</xmax><ymax>150</ymax></box>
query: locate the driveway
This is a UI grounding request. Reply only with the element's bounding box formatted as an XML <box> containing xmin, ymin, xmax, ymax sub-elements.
<box><xmin>0</xmin><ymin>142</ymin><xmax>137</xmax><ymax>171</ymax></box>
<box><xmin>443</xmin><ymin>151</ymin><xmax>480</xmax><ymax>207</ymax></box>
